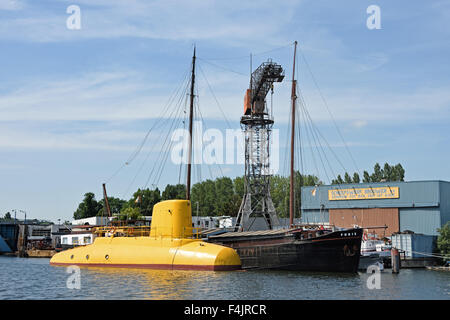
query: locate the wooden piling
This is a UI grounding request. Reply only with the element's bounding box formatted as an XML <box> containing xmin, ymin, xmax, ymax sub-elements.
<box><xmin>391</xmin><ymin>248</ymin><xmax>400</xmax><ymax>273</ymax></box>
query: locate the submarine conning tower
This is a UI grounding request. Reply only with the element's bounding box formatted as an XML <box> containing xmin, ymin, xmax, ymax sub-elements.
<box><xmin>150</xmin><ymin>200</ymin><xmax>194</xmax><ymax>239</ymax></box>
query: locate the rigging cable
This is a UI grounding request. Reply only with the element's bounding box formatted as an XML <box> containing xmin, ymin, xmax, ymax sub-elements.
<box><xmin>196</xmin><ymin>58</ymin><xmax>248</xmax><ymax>77</ymax></box>
<box><xmin>121</xmin><ymin>72</ymin><xmax>190</xmax><ymax>198</ymax></box>
<box><xmin>105</xmin><ymin>67</ymin><xmax>190</xmax><ymax>185</ymax></box>
<box><xmin>197</xmin><ymin>63</ymin><xmax>234</xmax><ymax>129</ymax></box>
<box><xmin>149</xmin><ymin>85</ymin><xmax>188</xmax><ymax>189</ymax></box>
<box><xmin>298</xmin><ymin>46</ymin><xmax>362</xmax><ymax>178</ymax></box>
<box><xmin>296</xmin><ymin>85</ymin><xmax>358</xmax><ymax>211</ymax></box>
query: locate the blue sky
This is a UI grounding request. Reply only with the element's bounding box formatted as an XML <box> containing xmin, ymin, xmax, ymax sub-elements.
<box><xmin>1</xmin><ymin>0</ymin><xmax>450</xmax><ymax>222</ymax></box>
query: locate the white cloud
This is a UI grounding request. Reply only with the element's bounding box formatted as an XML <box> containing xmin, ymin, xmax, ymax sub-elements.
<box><xmin>0</xmin><ymin>0</ymin><xmax>302</xmax><ymax>45</ymax></box>
<box><xmin>0</xmin><ymin>71</ymin><xmax>168</xmax><ymax>121</ymax></box>
<box><xmin>1</xmin><ymin>66</ymin><xmax>449</xmax><ymax>127</ymax></box>
<box><xmin>352</xmin><ymin>120</ymin><xmax>368</xmax><ymax>128</ymax></box>
<box><xmin>0</xmin><ymin>126</ymin><xmax>143</xmax><ymax>150</ymax></box>
<box><xmin>295</xmin><ymin>85</ymin><xmax>450</xmax><ymax>125</ymax></box>
<box><xmin>0</xmin><ymin>0</ymin><xmax>24</xmax><ymax>11</ymax></box>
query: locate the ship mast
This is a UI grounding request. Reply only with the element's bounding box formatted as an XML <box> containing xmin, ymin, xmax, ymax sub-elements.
<box><xmin>186</xmin><ymin>46</ymin><xmax>196</xmax><ymax>201</ymax></box>
<box><xmin>289</xmin><ymin>41</ymin><xmax>298</xmax><ymax>228</ymax></box>
<box><xmin>102</xmin><ymin>183</ymin><xmax>112</xmax><ymax>218</ymax></box>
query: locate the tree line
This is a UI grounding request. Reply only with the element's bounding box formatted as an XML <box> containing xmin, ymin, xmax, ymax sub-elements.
<box><xmin>73</xmin><ymin>172</ymin><xmax>320</xmax><ymax>220</ymax></box>
<box><xmin>331</xmin><ymin>162</ymin><xmax>405</xmax><ymax>184</ymax></box>
<box><xmin>73</xmin><ymin>162</ymin><xmax>405</xmax><ymax>220</ymax></box>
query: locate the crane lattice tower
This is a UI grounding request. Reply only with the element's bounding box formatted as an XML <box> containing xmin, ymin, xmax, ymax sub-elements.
<box><xmin>235</xmin><ymin>60</ymin><xmax>285</xmax><ymax>231</ymax></box>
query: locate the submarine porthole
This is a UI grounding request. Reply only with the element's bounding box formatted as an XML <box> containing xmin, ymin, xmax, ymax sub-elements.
<box><xmin>86</xmin><ymin>255</ymin><xmax>89</xmax><ymax>260</ymax></box>
<box><xmin>70</xmin><ymin>255</ymin><xmax>74</xmax><ymax>259</ymax></box>
<box><xmin>105</xmin><ymin>254</ymin><xmax>109</xmax><ymax>260</ymax></box>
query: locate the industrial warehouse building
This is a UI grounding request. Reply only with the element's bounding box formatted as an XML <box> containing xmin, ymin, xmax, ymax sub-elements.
<box><xmin>301</xmin><ymin>180</ymin><xmax>450</xmax><ymax>238</ymax></box>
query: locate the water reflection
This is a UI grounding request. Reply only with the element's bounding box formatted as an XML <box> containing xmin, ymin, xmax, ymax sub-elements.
<box><xmin>74</xmin><ymin>266</ymin><xmax>230</xmax><ymax>299</ymax></box>
<box><xmin>1</xmin><ymin>257</ymin><xmax>449</xmax><ymax>300</ymax></box>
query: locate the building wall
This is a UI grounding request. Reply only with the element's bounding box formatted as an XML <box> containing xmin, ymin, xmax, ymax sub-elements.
<box><xmin>329</xmin><ymin>208</ymin><xmax>399</xmax><ymax>237</ymax></box>
<box><xmin>399</xmin><ymin>207</ymin><xmax>441</xmax><ymax>236</ymax></box>
<box><xmin>301</xmin><ymin>210</ymin><xmax>329</xmax><ymax>225</ymax></box>
<box><xmin>0</xmin><ymin>235</ymin><xmax>12</xmax><ymax>253</ymax></box>
<box><xmin>439</xmin><ymin>181</ymin><xmax>450</xmax><ymax>229</ymax></box>
<box><xmin>301</xmin><ymin>181</ymin><xmax>449</xmax><ymax>237</ymax></box>
<box><xmin>0</xmin><ymin>223</ymin><xmax>18</xmax><ymax>251</ymax></box>
<box><xmin>72</xmin><ymin>216</ymin><xmax>110</xmax><ymax>226</ymax></box>
<box><xmin>61</xmin><ymin>234</ymin><xmax>94</xmax><ymax>245</ymax></box>
<box><xmin>391</xmin><ymin>233</ymin><xmax>437</xmax><ymax>258</ymax></box>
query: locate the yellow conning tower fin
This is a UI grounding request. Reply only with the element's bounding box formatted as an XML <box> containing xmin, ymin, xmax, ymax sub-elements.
<box><xmin>150</xmin><ymin>200</ymin><xmax>193</xmax><ymax>239</ymax></box>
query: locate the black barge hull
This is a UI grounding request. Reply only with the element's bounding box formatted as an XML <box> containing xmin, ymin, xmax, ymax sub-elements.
<box><xmin>208</xmin><ymin>228</ymin><xmax>362</xmax><ymax>273</ymax></box>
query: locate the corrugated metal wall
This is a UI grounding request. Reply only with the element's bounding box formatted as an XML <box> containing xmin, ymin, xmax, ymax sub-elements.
<box><xmin>399</xmin><ymin>208</ymin><xmax>441</xmax><ymax>236</ymax></box>
<box><xmin>329</xmin><ymin>208</ymin><xmax>399</xmax><ymax>237</ymax></box>
<box><xmin>439</xmin><ymin>181</ymin><xmax>450</xmax><ymax>228</ymax></box>
<box><xmin>301</xmin><ymin>210</ymin><xmax>329</xmax><ymax>225</ymax></box>
<box><xmin>391</xmin><ymin>233</ymin><xmax>437</xmax><ymax>257</ymax></box>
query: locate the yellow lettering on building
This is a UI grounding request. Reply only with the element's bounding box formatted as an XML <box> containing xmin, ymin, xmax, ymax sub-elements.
<box><xmin>328</xmin><ymin>187</ymin><xmax>399</xmax><ymax>200</ymax></box>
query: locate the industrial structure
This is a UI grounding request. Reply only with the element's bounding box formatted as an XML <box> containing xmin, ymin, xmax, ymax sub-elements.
<box><xmin>301</xmin><ymin>180</ymin><xmax>450</xmax><ymax>237</ymax></box>
<box><xmin>0</xmin><ymin>221</ymin><xmax>71</xmax><ymax>256</ymax></box>
<box><xmin>234</xmin><ymin>60</ymin><xmax>285</xmax><ymax>231</ymax></box>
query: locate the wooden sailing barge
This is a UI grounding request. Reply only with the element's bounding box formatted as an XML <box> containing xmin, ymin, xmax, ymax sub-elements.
<box><xmin>207</xmin><ymin>41</ymin><xmax>363</xmax><ymax>272</ymax></box>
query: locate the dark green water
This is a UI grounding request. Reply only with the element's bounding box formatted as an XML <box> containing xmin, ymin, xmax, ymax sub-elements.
<box><xmin>1</xmin><ymin>256</ymin><xmax>448</xmax><ymax>300</ymax></box>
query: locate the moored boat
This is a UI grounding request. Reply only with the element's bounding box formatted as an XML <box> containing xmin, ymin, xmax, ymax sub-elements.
<box><xmin>206</xmin><ymin>41</ymin><xmax>363</xmax><ymax>273</ymax></box>
<box><xmin>208</xmin><ymin>227</ymin><xmax>362</xmax><ymax>272</ymax></box>
<box><xmin>50</xmin><ymin>200</ymin><xmax>241</xmax><ymax>271</ymax></box>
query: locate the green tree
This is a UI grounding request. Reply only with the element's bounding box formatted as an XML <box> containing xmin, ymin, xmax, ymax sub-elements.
<box><xmin>371</xmin><ymin>163</ymin><xmax>382</xmax><ymax>182</ymax></box>
<box><xmin>214</xmin><ymin>177</ymin><xmax>235</xmax><ymax>216</ymax></box>
<box><xmin>191</xmin><ymin>179</ymin><xmax>216</xmax><ymax>217</ymax></box>
<box><xmin>119</xmin><ymin>207</ymin><xmax>141</xmax><ymax>221</ymax></box>
<box><xmin>233</xmin><ymin>176</ymin><xmax>245</xmax><ymax>199</ymax></box>
<box><xmin>73</xmin><ymin>192</ymin><xmax>101</xmax><ymax>220</ymax></box>
<box><xmin>162</xmin><ymin>184</ymin><xmax>186</xmax><ymax>200</ymax></box>
<box><xmin>97</xmin><ymin>196</ymin><xmax>127</xmax><ymax>217</ymax></box>
<box><xmin>344</xmin><ymin>172</ymin><xmax>352</xmax><ymax>184</ymax></box>
<box><xmin>392</xmin><ymin>163</ymin><xmax>405</xmax><ymax>181</ymax></box>
<box><xmin>332</xmin><ymin>174</ymin><xmax>344</xmax><ymax>185</ymax></box>
<box><xmin>363</xmin><ymin>171</ymin><xmax>371</xmax><ymax>183</ymax></box>
<box><xmin>129</xmin><ymin>188</ymin><xmax>162</xmax><ymax>216</ymax></box>
<box><xmin>270</xmin><ymin>175</ymin><xmax>289</xmax><ymax>218</ymax></box>
<box><xmin>4</xmin><ymin>212</ymin><xmax>11</xmax><ymax>220</ymax></box>
<box><xmin>382</xmin><ymin>163</ymin><xmax>392</xmax><ymax>181</ymax></box>
<box><xmin>437</xmin><ymin>222</ymin><xmax>450</xmax><ymax>262</ymax></box>
<box><xmin>353</xmin><ymin>172</ymin><xmax>360</xmax><ymax>183</ymax></box>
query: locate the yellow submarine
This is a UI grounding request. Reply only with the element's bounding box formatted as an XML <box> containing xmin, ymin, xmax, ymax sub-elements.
<box><xmin>50</xmin><ymin>200</ymin><xmax>241</xmax><ymax>271</ymax></box>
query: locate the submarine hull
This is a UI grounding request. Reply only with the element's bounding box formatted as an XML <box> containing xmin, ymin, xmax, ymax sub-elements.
<box><xmin>50</xmin><ymin>236</ymin><xmax>241</xmax><ymax>271</ymax></box>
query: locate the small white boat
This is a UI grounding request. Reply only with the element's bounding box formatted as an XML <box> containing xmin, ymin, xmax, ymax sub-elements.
<box><xmin>359</xmin><ymin>232</ymin><xmax>390</xmax><ymax>271</ymax></box>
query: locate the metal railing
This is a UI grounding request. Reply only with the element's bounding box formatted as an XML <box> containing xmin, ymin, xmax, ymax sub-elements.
<box><xmin>93</xmin><ymin>226</ymin><xmax>203</xmax><ymax>239</ymax></box>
